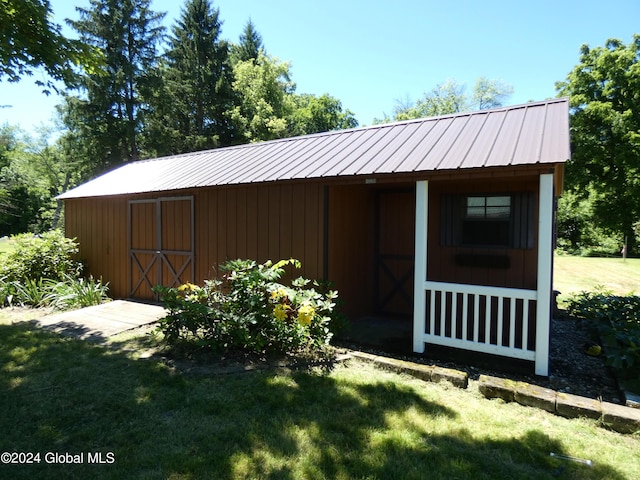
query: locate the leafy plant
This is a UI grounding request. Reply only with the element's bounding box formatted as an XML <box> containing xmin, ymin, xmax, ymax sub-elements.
<box><xmin>43</xmin><ymin>274</ymin><xmax>110</xmax><ymax>310</ymax></box>
<box><xmin>154</xmin><ymin>258</ymin><xmax>338</xmax><ymax>356</ymax></box>
<box><xmin>0</xmin><ymin>230</ymin><xmax>82</xmax><ymax>283</ymax></box>
<box><xmin>11</xmin><ymin>277</ymin><xmax>49</xmax><ymax>307</ymax></box>
<box><xmin>567</xmin><ymin>292</ymin><xmax>640</xmax><ymax>371</ymax></box>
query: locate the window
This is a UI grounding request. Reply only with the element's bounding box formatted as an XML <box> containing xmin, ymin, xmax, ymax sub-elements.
<box><xmin>462</xmin><ymin>196</ymin><xmax>511</xmax><ymax>247</ymax></box>
<box><xmin>441</xmin><ymin>192</ymin><xmax>535</xmax><ymax>249</ymax></box>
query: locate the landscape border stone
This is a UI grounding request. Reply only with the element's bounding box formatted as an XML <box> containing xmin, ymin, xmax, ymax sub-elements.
<box><xmin>346</xmin><ymin>349</ymin><xmax>639</xmax><ymax>435</ymax></box>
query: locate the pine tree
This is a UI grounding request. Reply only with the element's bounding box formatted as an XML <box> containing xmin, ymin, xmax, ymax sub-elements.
<box><xmin>149</xmin><ymin>0</ymin><xmax>235</xmax><ymax>154</ymax></box>
<box><xmin>65</xmin><ymin>0</ymin><xmax>165</xmax><ymax>171</ymax></box>
<box><xmin>231</xmin><ymin>19</ymin><xmax>263</xmax><ymax>64</ymax></box>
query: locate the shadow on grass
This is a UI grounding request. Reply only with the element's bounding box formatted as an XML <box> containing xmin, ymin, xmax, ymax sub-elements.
<box><xmin>0</xmin><ymin>321</ymin><xmax>629</xmax><ymax>480</ymax></box>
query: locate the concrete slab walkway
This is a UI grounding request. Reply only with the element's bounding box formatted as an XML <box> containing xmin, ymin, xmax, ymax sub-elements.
<box><xmin>36</xmin><ymin>300</ymin><xmax>166</xmax><ymax>342</ymax></box>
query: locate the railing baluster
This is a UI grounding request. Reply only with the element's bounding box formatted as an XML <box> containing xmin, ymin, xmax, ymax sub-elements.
<box><xmin>509</xmin><ymin>298</ymin><xmax>516</xmax><ymax>348</ymax></box>
<box><xmin>473</xmin><ymin>294</ymin><xmax>479</xmax><ymax>343</ymax></box>
<box><xmin>440</xmin><ymin>290</ymin><xmax>447</xmax><ymax>337</ymax></box>
<box><xmin>429</xmin><ymin>289</ymin><xmax>436</xmax><ymax>336</ymax></box>
<box><xmin>462</xmin><ymin>293</ymin><xmax>469</xmax><ymax>341</ymax></box>
<box><xmin>522</xmin><ymin>299</ymin><xmax>530</xmax><ymax>351</ymax></box>
<box><xmin>497</xmin><ymin>296</ymin><xmax>504</xmax><ymax>346</ymax></box>
<box><xmin>484</xmin><ymin>295</ymin><xmax>491</xmax><ymax>345</ymax></box>
<box><xmin>451</xmin><ymin>291</ymin><xmax>458</xmax><ymax>339</ymax></box>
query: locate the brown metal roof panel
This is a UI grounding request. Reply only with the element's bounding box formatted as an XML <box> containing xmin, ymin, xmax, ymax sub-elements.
<box><xmin>436</xmin><ymin>112</ymin><xmax>489</xmax><ymax>170</ymax></box>
<box><xmin>458</xmin><ymin>110</ymin><xmax>508</xmax><ymax>168</ymax></box>
<box><xmin>510</xmin><ymin>104</ymin><xmax>547</xmax><ymax>165</ymax></box>
<box><xmin>407</xmin><ymin>116</ymin><xmax>459</xmax><ymax>171</ymax></box>
<box><xmin>299</xmin><ymin>129</ymin><xmax>373</xmax><ymax>178</ymax></box>
<box><xmin>222</xmin><ymin>140</ymin><xmax>295</xmax><ymax>184</ymax></box>
<box><xmin>333</xmin><ymin>126</ymin><xmax>399</xmax><ymax>176</ymax></box>
<box><xmin>539</xmin><ymin>100</ymin><xmax>571</xmax><ymax>162</ymax></box>
<box><xmin>375</xmin><ymin>120</ymin><xmax>440</xmax><ymax>173</ymax></box>
<box><xmin>352</xmin><ymin>122</ymin><xmax>425</xmax><ymax>174</ymax></box>
<box><xmin>483</xmin><ymin>106</ymin><xmax>527</xmax><ymax>167</ymax></box>
<box><xmin>277</xmin><ymin>129</ymin><xmax>354</xmax><ymax>179</ymax></box>
<box><xmin>264</xmin><ymin>135</ymin><xmax>327</xmax><ymax>181</ymax></box>
<box><xmin>317</xmin><ymin>128</ymin><xmax>382</xmax><ymax>177</ymax></box>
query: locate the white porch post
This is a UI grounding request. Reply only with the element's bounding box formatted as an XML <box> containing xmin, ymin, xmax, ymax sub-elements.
<box><xmin>413</xmin><ymin>180</ymin><xmax>428</xmax><ymax>353</ymax></box>
<box><xmin>535</xmin><ymin>173</ymin><xmax>554</xmax><ymax>376</ymax></box>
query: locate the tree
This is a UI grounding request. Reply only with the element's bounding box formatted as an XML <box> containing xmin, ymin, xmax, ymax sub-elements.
<box><xmin>146</xmin><ymin>0</ymin><xmax>235</xmax><ymax>154</ymax></box>
<box><xmin>231</xmin><ymin>19</ymin><xmax>263</xmax><ymax>64</ymax></box>
<box><xmin>556</xmin><ymin>36</ymin><xmax>640</xmax><ymax>254</ymax></box>
<box><xmin>471</xmin><ymin>77</ymin><xmax>514</xmax><ymax>110</ymax></box>
<box><xmin>0</xmin><ymin>0</ymin><xmax>100</xmax><ymax>93</ymax></box>
<box><xmin>377</xmin><ymin>77</ymin><xmax>514</xmax><ymax>123</ymax></box>
<box><xmin>64</xmin><ymin>0</ymin><xmax>165</xmax><ymax>171</ymax></box>
<box><xmin>288</xmin><ymin>93</ymin><xmax>358</xmax><ymax>136</ymax></box>
<box><xmin>229</xmin><ymin>52</ymin><xmax>295</xmax><ymax>142</ymax></box>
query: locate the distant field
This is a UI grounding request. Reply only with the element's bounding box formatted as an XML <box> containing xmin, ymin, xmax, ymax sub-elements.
<box><xmin>0</xmin><ymin>237</ymin><xmax>13</xmax><ymax>256</ymax></box>
<box><xmin>554</xmin><ymin>255</ymin><xmax>640</xmax><ymax>303</ymax></box>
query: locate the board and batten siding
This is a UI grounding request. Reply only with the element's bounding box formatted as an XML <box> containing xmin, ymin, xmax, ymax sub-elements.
<box><xmin>64</xmin><ymin>181</ymin><xmax>327</xmax><ymax>299</ymax></box>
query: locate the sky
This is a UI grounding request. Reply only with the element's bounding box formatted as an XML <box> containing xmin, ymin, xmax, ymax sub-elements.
<box><xmin>1</xmin><ymin>0</ymin><xmax>639</xmax><ymax>137</ymax></box>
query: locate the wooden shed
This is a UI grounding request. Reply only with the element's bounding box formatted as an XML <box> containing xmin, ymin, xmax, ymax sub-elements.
<box><xmin>59</xmin><ymin>99</ymin><xmax>570</xmax><ymax>375</ymax></box>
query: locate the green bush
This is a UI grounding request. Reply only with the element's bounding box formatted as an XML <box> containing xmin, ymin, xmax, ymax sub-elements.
<box><xmin>0</xmin><ymin>230</ymin><xmax>82</xmax><ymax>283</ymax></box>
<box><xmin>0</xmin><ymin>231</ymin><xmax>109</xmax><ymax>310</ymax></box>
<box><xmin>567</xmin><ymin>292</ymin><xmax>640</xmax><ymax>371</ymax></box>
<box><xmin>154</xmin><ymin>259</ymin><xmax>338</xmax><ymax>356</ymax></box>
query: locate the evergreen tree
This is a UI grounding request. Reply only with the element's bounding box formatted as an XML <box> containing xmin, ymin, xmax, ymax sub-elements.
<box><xmin>231</xmin><ymin>19</ymin><xmax>263</xmax><ymax>64</ymax></box>
<box><xmin>65</xmin><ymin>0</ymin><xmax>165</xmax><ymax>172</ymax></box>
<box><xmin>146</xmin><ymin>0</ymin><xmax>234</xmax><ymax>154</ymax></box>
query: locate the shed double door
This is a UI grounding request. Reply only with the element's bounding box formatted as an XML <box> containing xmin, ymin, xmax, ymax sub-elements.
<box><xmin>128</xmin><ymin>197</ymin><xmax>194</xmax><ymax>299</ymax></box>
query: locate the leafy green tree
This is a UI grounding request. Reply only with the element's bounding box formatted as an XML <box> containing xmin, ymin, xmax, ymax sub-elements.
<box><xmin>145</xmin><ymin>0</ymin><xmax>235</xmax><ymax>155</ymax></box>
<box><xmin>377</xmin><ymin>77</ymin><xmax>514</xmax><ymax>123</ymax></box>
<box><xmin>231</xmin><ymin>19</ymin><xmax>263</xmax><ymax>64</ymax></box>
<box><xmin>64</xmin><ymin>0</ymin><xmax>165</xmax><ymax>171</ymax></box>
<box><xmin>471</xmin><ymin>77</ymin><xmax>514</xmax><ymax>110</ymax></box>
<box><xmin>229</xmin><ymin>52</ymin><xmax>295</xmax><ymax>142</ymax></box>
<box><xmin>0</xmin><ymin>0</ymin><xmax>101</xmax><ymax>93</ymax></box>
<box><xmin>288</xmin><ymin>93</ymin><xmax>358</xmax><ymax>136</ymax></box>
<box><xmin>0</xmin><ymin>126</ymin><xmax>50</xmax><ymax>234</ymax></box>
<box><xmin>556</xmin><ymin>36</ymin><xmax>640</xmax><ymax>254</ymax></box>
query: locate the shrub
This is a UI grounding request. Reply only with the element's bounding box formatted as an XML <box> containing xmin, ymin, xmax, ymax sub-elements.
<box><xmin>567</xmin><ymin>292</ymin><xmax>640</xmax><ymax>371</ymax></box>
<box><xmin>154</xmin><ymin>259</ymin><xmax>338</xmax><ymax>356</ymax></box>
<box><xmin>0</xmin><ymin>231</ymin><xmax>109</xmax><ymax>309</ymax></box>
<box><xmin>0</xmin><ymin>230</ymin><xmax>82</xmax><ymax>283</ymax></box>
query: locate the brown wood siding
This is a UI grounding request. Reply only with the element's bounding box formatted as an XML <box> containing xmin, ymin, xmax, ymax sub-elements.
<box><xmin>327</xmin><ymin>184</ymin><xmax>375</xmax><ymax>317</ymax></box>
<box><xmin>427</xmin><ymin>176</ymin><xmax>539</xmax><ymax>290</ymax></box>
<box><xmin>191</xmin><ymin>182</ymin><xmax>325</xmax><ymax>285</ymax></box>
<box><xmin>65</xmin><ymin>181</ymin><xmax>327</xmax><ymax>300</ymax></box>
<box><xmin>64</xmin><ymin>196</ymin><xmax>130</xmax><ymax>298</ymax></box>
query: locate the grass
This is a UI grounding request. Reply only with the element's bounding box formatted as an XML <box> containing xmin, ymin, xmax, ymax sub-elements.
<box><xmin>1</xmin><ymin>309</ymin><xmax>639</xmax><ymax>479</ymax></box>
<box><xmin>0</xmin><ymin>236</ymin><xmax>14</xmax><ymax>256</ymax></box>
<box><xmin>554</xmin><ymin>254</ymin><xmax>640</xmax><ymax>305</ymax></box>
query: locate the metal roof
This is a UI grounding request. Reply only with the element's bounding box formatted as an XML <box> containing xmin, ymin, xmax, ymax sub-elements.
<box><xmin>58</xmin><ymin>98</ymin><xmax>570</xmax><ymax>199</ymax></box>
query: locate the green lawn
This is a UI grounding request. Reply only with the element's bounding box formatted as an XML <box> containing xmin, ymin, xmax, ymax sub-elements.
<box><xmin>554</xmin><ymin>255</ymin><xmax>640</xmax><ymax>304</ymax></box>
<box><xmin>1</xmin><ymin>309</ymin><xmax>638</xmax><ymax>480</ymax></box>
<box><xmin>0</xmin><ymin>236</ymin><xmax>13</xmax><ymax>256</ymax></box>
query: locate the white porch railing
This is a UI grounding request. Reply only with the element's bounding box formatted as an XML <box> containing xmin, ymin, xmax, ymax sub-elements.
<box><xmin>413</xmin><ymin>175</ymin><xmax>553</xmax><ymax>376</ymax></box>
<box><xmin>419</xmin><ymin>281</ymin><xmax>537</xmax><ymax>361</ymax></box>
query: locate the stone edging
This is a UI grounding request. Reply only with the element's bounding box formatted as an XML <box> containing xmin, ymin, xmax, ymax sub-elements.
<box><xmin>348</xmin><ymin>350</ymin><xmax>640</xmax><ymax>435</ymax></box>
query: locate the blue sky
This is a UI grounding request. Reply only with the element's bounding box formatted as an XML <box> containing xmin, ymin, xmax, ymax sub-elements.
<box><xmin>1</xmin><ymin>0</ymin><xmax>639</xmax><ymax>136</ymax></box>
